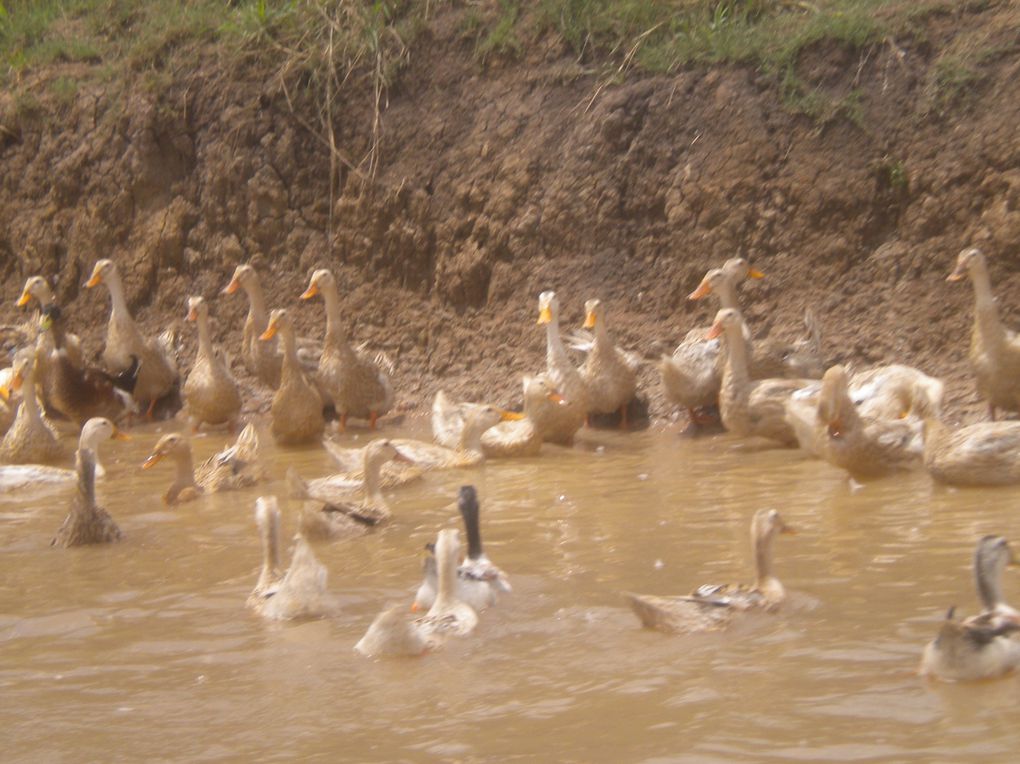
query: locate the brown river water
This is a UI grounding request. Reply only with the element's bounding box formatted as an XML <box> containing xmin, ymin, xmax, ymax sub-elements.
<box><xmin>3</xmin><ymin>420</ymin><xmax>1020</xmax><ymax>762</ymax></box>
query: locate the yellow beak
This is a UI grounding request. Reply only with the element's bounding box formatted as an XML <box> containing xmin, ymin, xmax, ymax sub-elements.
<box><xmin>85</xmin><ymin>267</ymin><xmax>102</xmax><ymax>288</ymax></box>
<box><xmin>112</xmin><ymin>426</ymin><xmax>131</xmax><ymax>442</ymax></box>
<box><xmin>946</xmin><ymin>266</ymin><xmax>966</xmax><ymax>282</ymax></box>
<box><xmin>259</xmin><ymin>323</ymin><xmax>278</xmax><ymax>341</ymax></box>
<box><xmin>500</xmin><ymin>410</ymin><xmax>525</xmax><ymax>421</ymax></box>
<box><xmin>747</xmin><ymin>268</ymin><xmax>765</xmax><ymax>279</ymax></box>
<box><xmin>688</xmin><ymin>279</ymin><xmax>712</xmax><ymax>301</ymax></box>
<box><xmin>16</xmin><ymin>290</ymin><xmax>32</xmax><ymax>307</ymax></box>
<box><xmin>537</xmin><ymin>306</ymin><xmax>552</xmax><ymax>325</ymax></box>
<box><xmin>141</xmin><ymin>453</ymin><xmax>163</xmax><ymax>470</ymax></box>
<box><xmin>300</xmin><ymin>283</ymin><xmax>319</xmax><ymax>300</ymax></box>
<box><xmin>11</xmin><ymin>371</ymin><xmax>23</xmax><ymax>392</ymax></box>
<box><xmin>583</xmin><ymin>312</ymin><xmax>596</xmax><ymax>329</ymax></box>
<box><xmin>0</xmin><ymin>386</ymin><xmax>8</xmax><ymax>402</ymax></box>
<box><xmin>222</xmin><ymin>277</ymin><xmax>241</xmax><ymax>295</ymax></box>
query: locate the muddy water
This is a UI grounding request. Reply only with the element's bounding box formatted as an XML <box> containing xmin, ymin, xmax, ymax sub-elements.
<box><xmin>3</xmin><ymin>421</ymin><xmax>1020</xmax><ymax>762</ymax></box>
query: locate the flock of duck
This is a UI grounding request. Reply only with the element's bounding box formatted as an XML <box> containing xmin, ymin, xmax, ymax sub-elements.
<box><xmin>3</xmin><ymin>248</ymin><xmax>1020</xmax><ymax>679</ymax></box>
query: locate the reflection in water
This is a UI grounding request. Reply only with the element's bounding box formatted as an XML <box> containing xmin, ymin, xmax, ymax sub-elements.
<box><xmin>3</xmin><ymin>421</ymin><xmax>1020</xmax><ymax>760</ymax></box>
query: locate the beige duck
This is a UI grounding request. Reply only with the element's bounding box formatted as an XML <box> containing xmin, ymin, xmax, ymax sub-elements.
<box><xmin>301</xmin><ymin>268</ymin><xmax>393</xmax><ymax>429</ymax></box>
<box><xmin>260</xmin><ymin>309</ymin><xmax>324</xmax><ymax>446</ymax></box>
<box><xmin>320</xmin><ymin>438</ymin><xmax>424</xmax><ymax>488</ymax></box>
<box><xmin>578</xmin><ymin>299</ymin><xmax>639</xmax><ymax>427</ymax></box>
<box><xmin>413</xmin><ymin>485</ymin><xmax>511</xmax><ymax>613</ymax></box>
<box><xmin>0</xmin><ymin>417</ymin><xmax>128</xmax><ymax>492</ymax></box>
<box><xmin>223</xmin><ymin>263</ymin><xmax>282</xmax><ymax>388</ymax></box>
<box><xmin>710</xmin><ymin>308</ymin><xmax>818</xmax><ymax>446</ymax></box>
<box><xmin>627</xmin><ymin>508</ymin><xmax>795</xmax><ymax>634</ymax></box>
<box><xmin>0</xmin><ymin>368</ymin><xmax>15</xmax><ymax>436</ymax></box>
<box><xmin>433</xmin><ymin>379</ymin><xmax>566</xmax><ymax>459</ymax></box>
<box><xmin>51</xmin><ymin>448</ymin><xmax>122</xmax><ymax>548</ymax></box>
<box><xmin>18</xmin><ymin>274</ymin><xmax>84</xmax><ymax>370</ymax></box>
<box><xmin>355</xmin><ymin>528</ymin><xmax>478</xmax><ymax>658</ymax></box>
<box><xmin>535</xmin><ymin>291</ymin><xmax>587</xmax><ymax>445</ymax></box>
<box><xmin>0</xmin><ymin>349</ymin><xmax>63</xmax><ymax>465</ymax></box>
<box><xmin>85</xmin><ymin>259</ymin><xmax>179</xmax><ymax>417</ymax></box>
<box><xmin>182</xmin><ymin>296</ymin><xmax>242</xmax><ymax>430</ymax></box>
<box><xmin>923</xmin><ymin>417</ymin><xmax>1020</xmax><ymax>487</ymax></box>
<box><xmin>246</xmin><ymin>496</ymin><xmax>330</xmax><ymax>621</ymax></box>
<box><xmin>920</xmin><ymin>536</ymin><xmax>1020</xmax><ymax>681</ymax></box>
<box><xmin>802</xmin><ymin>365</ymin><xmax>923</xmax><ymax>479</ymax></box>
<box><xmin>948</xmin><ymin>247</ymin><xmax>1020</xmax><ymax>419</ymax></box>
<box><xmin>141</xmin><ymin>423</ymin><xmax>264</xmax><ymax>505</ymax></box>
<box><xmin>289</xmin><ymin>439</ymin><xmax>410</xmax><ymax>541</ymax></box>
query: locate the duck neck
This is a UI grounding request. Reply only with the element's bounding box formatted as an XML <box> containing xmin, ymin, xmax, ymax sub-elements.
<box><xmin>320</xmin><ymin>282</ymin><xmax>348</xmax><ymax>346</ymax></box>
<box><xmin>173</xmin><ymin>449</ymin><xmax>198</xmax><ymax>493</ymax></box>
<box><xmin>976</xmin><ymin>555</ymin><xmax>1006</xmax><ymax>611</ymax></box>
<box><xmin>77</xmin><ymin>448</ymin><xmax>97</xmax><ymax>511</ymax></box>
<box><xmin>278</xmin><ymin>325</ymin><xmax>300</xmax><ymax>377</ymax></box>
<box><xmin>195</xmin><ymin>311</ymin><xmax>214</xmax><ymax>360</ymax></box>
<box><xmin>754</xmin><ymin>529</ymin><xmax>776</xmax><ymax>589</ymax></box>
<box><xmin>243</xmin><ymin>280</ymin><xmax>269</xmax><ymax>333</ymax></box>
<box><xmin>19</xmin><ymin>362</ymin><xmax>42</xmax><ymax>423</ymax></box>
<box><xmin>434</xmin><ymin>543</ymin><xmax>458</xmax><ymax>606</ymax></box>
<box><xmin>545</xmin><ymin>312</ymin><xmax>569</xmax><ymax>367</ymax></box>
<box><xmin>722</xmin><ymin>321</ymin><xmax>751</xmax><ymax>386</ymax></box>
<box><xmin>459</xmin><ymin>415</ymin><xmax>492</xmax><ymax>453</ymax></box>
<box><xmin>104</xmin><ymin>268</ymin><xmax>132</xmax><ymax>321</ymax></box>
<box><xmin>969</xmin><ymin>264</ymin><xmax>1005</xmax><ymax>346</ymax></box>
<box><xmin>256</xmin><ymin>510</ymin><xmax>281</xmax><ymax>590</ymax></box>
<box><xmin>362</xmin><ymin>453</ymin><xmax>387</xmax><ymax>507</ymax></box>
<box><xmin>460</xmin><ymin>504</ymin><xmax>483</xmax><ymax>561</ymax></box>
<box><xmin>716</xmin><ymin>279</ymin><xmax>741</xmax><ymax>310</ymax></box>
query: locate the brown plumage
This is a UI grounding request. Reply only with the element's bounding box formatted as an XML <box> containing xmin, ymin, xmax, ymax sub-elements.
<box><xmin>51</xmin><ymin>448</ymin><xmax>122</xmax><ymax>547</ymax></box>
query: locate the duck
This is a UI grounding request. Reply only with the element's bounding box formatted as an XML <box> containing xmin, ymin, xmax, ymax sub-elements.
<box><xmin>141</xmin><ymin>423</ymin><xmax>264</xmax><ymax>505</ymax></box>
<box><xmin>919</xmin><ymin>607</ymin><xmax>1020</xmax><ymax>682</ymax></box>
<box><xmin>535</xmin><ymin>291</ymin><xmax>587</xmax><ymax>445</ymax></box>
<box><xmin>848</xmin><ymin>364</ymin><xmax>944</xmax><ymax>421</ymax></box>
<box><xmin>924</xmin><ymin>417</ymin><xmax>1020</xmax><ymax>487</ymax></box>
<box><xmin>320</xmin><ymin>438</ymin><xmax>424</xmax><ymax>488</ymax></box>
<box><xmin>627</xmin><ymin>508</ymin><xmax>796</xmax><ymax>634</ymax></box>
<box><xmin>919</xmin><ymin>536</ymin><xmax>1020</xmax><ymax>681</ymax></box>
<box><xmin>433</xmin><ymin>378</ymin><xmax>566</xmax><ymax>459</ymax></box>
<box><xmin>259</xmin><ymin>309</ymin><xmax>324</xmax><ymax>446</ymax></box>
<box><xmin>246</xmin><ymin>496</ymin><xmax>330</xmax><ymax>620</ymax></box>
<box><xmin>413</xmin><ymin>485</ymin><xmax>511</xmax><ymax>613</ymax></box>
<box><xmin>0</xmin><ymin>349</ymin><xmax>64</xmax><ymax>465</ymax></box>
<box><xmin>223</xmin><ymin>264</ymin><xmax>283</xmax><ymax>388</ymax></box>
<box><xmin>17</xmin><ymin>274</ymin><xmax>84</xmax><ymax>369</ymax></box>
<box><xmin>0</xmin><ymin>417</ymin><xmax>128</xmax><ymax>492</ymax></box>
<box><xmin>0</xmin><ymin>369</ymin><xmax>14</xmax><ymax>436</ymax></box>
<box><xmin>288</xmin><ymin>439</ymin><xmax>410</xmax><ymax>541</ymax></box>
<box><xmin>51</xmin><ymin>448</ymin><xmax>122</xmax><ymax>548</ymax></box>
<box><xmin>800</xmin><ymin>365</ymin><xmax>923</xmax><ymax>479</ymax></box>
<box><xmin>85</xmin><ymin>259</ymin><xmax>180</xmax><ymax>418</ymax></box>
<box><xmin>577</xmin><ymin>298</ymin><xmax>639</xmax><ymax>428</ymax></box>
<box><xmin>300</xmin><ymin>268</ymin><xmax>393</xmax><ymax>430</ymax></box>
<box><xmin>709</xmin><ymin>308</ymin><xmax>818</xmax><ymax>446</ymax></box>
<box><xmin>355</xmin><ymin>528</ymin><xmax>478</xmax><ymax>657</ymax></box>
<box><xmin>947</xmin><ymin>247</ymin><xmax>1020</xmax><ymax>419</ymax></box>
<box><xmin>37</xmin><ymin>305</ymin><xmax>138</xmax><ymax>427</ymax></box>
<box><xmin>182</xmin><ymin>296</ymin><xmax>242</xmax><ymax>431</ymax></box>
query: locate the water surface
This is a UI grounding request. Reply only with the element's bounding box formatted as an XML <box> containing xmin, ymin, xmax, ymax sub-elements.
<box><xmin>3</xmin><ymin>422</ymin><xmax>1020</xmax><ymax>762</ymax></box>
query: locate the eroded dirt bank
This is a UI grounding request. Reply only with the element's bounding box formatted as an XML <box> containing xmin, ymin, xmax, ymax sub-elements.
<box><xmin>2</xmin><ymin>4</ymin><xmax>1019</xmax><ymax>423</ymax></box>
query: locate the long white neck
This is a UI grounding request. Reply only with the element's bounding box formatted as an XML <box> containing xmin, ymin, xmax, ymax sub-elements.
<box><xmin>459</xmin><ymin>415</ymin><xmax>493</xmax><ymax>452</ymax></box>
<box><xmin>434</xmin><ymin>544</ymin><xmax>458</xmax><ymax>608</ymax></box>
<box><xmin>320</xmin><ymin>282</ymin><xmax>348</xmax><ymax>346</ymax></box>
<box><xmin>722</xmin><ymin>321</ymin><xmax>750</xmax><ymax>385</ymax></box>
<box><xmin>545</xmin><ymin>311</ymin><xmax>569</xmax><ymax>367</ymax></box>
<box><xmin>969</xmin><ymin>263</ymin><xmax>1004</xmax><ymax>345</ymax></box>
<box><xmin>196</xmin><ymin>311</ymin><xmax>214</xmax><ymax>359</ymax></box>
<box><xmin>754</xmin><ymin>529</ymin><xmax>776</xmax><ymax>588</ymax></box>
<box><xmin>105</xmin><ymin>269</ymin><xmax>132</xmax><ymax>320</ymax></box>
<box><xmin>362</xmin><ymin>452</ymin><xmax>387</xmax><ymax>506</ymax></box>
<box><xmin>716</xmin><ymin>279</ymin><xmax>740</xmax><ymax>310</ymax></box>
<box><xmin>256</xmin><ymin>511</ymin><xmax>281</xmax><ymax>590</ymax></box>
<box><xmin>20</xmin><ymin>361</ymin><xmax>42</xmax><ymax>423</ymax></box>
<box><xmin>243</xmin><ymin>280</ymin><xmax>269</xmax><ymax>332</ymax></box>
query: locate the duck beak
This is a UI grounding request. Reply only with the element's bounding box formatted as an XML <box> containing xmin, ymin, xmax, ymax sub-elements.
<box><xmin>0</xmin><ymin>386</ymin><xmax>8</xmax><ymax>402</ymax></box>
<box><xmin>112</xmin><ymin>426</ymin><xmax>131</xmax><ymax>442</ymax></box>
<box><xmin>141</xmin><ymin>452</ymin><xmax>163</xmax><ymax>470</ymax></box>
<box><xmin>85</xmin><ymin>266</ymin><xmax>103</xmax><ymax>288</ymax></box>
<box><xmin>537</xmin><ymin>306</ymin><xmax>552</xmax><ymax>325</ymax></box>
<box><xmin>747</xmin><ymin>268</ymin><xmax>764</xmax><ymax>279</ymax></box>
<box><xmin>410</xmin><ymin>601</ymin><xmax>421</xmax><ymax>613</ymax></box>
<box><xmin>259</xmin><ymin>323</ymin><xmax>278</xmax><ymax>341</ymax></box>
<box><xmin>547</xmin><ymin>392</ymin><xmax>566</xmax><ymax>406</ymax></box>
<box><xmin>947</xmin><ymin>263</ymin><xmax>966</xmax><ymax>282</ymax></box>
<box><xmin>187</xmin><ymin>307</ymin><xmax>198</xmax><ymax>322</ymax></box>
<box><xmin>222</xmin><ymin>277</ymin><xmax>241</xmax><ymax>295</ymax></box>
<box><xmin>780</xmin><ymin>523</ymin><xmax>797</xmax><ymax>535</ymax></box>
<box><xmin>300</xmin><ymin>282</ymin><xmax>319</xmax><ymax>300</ymax></box>
<box><xmin>705</xmin><ymin>322</ymin><xmax>723</xmax><ymax>340</ymax></box>
<box><xmin>500</xmin><ymin>409</ymin><xmax>525</xmax><ymax>421</ymax></box>
<box><xmin>10</xmin><ymin>371</ymin><xmax>23</xmax><ymax>393</ymax></box>
<box><xmin>16</xmin><ymin>290</ymin><xmax>32</xmax><ymax>307</ymax></box>
<box><xmin>583</xmin><ymin>311</ymin><xmax>596</xmax><ymax>329</ymax></box>
<box><xmin>688</xmin><ymin>279</ymin><xmax>712</xmax><ymax>300</ymax></box>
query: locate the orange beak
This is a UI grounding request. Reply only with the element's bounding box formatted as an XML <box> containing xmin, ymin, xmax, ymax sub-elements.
<box><xmin>187</xmin><ymin>307</ymin><xmax>198</xmax><ymax>322</ymax></box>
<box><xmin>259</xmin><ymin>323</ymin><xmax>278</xmax><ymax>341</ymax></box>
<box><xmin>410</xmin><ymin>601</ymin><xmax>421</xmax><ymax>613</ymax></box>
<box><xmin>112</xmin><ymin>426</ymin><xmax>131</xmax><ymax>442</ymax></box>
<box><xmin>583</xmin><ymin>312</ymin><xmax>596</xmax><ymax>329</ymax></box>
<box><xmin>537</xmin><ymin>306</ymin><xmax>552</xmax><ymax>325</ymax></box>
<box><xmin>747</xmin><ymin>268</ymin><xmax>764</xmax><ymax>279</ymax></box>
<box><xmin>780</xmin><ymin>524</ymin><xmax>797</xmax><ymax>535</ymax></box>
<box><xmin>300</xmin><ymin>282</ymin><xmax>319</xmax><ymax>300</ymax></box>
<box><xmin>500</xmin><ymin>409</ymin><xmax>525</xmax><ymax>421</ymax></box>
<box><xmin>946</xmin><ymin>265</ymin><xmax>966</xmax><ymax>282</ymax></box>
<box><xmin>222</xmin><ymin>277</ymin><xmax>241</xmax><ymax>295</ymax></box>
<box><xmin>10</xmin><ymin>371</ymin><xmax>23</xmax><ymax>393</ymax></box>
<box><xmin>688</xmin><ymin>279</ymin><xmax>712</xmax><ymax>301</ymax></box>
<box><xmin>705</xmin><ymin>322</ymin><xmax>723</xmax><ymax>340</ymax></box>
<box><xmin>0</xmin><ymin>386</ymin><xmax>8</xmax><ymax>402</ymax></box>
<box><xmin>85</xmin><ymin>267</ymin><xmax>102</xmax><ymax>288</ymax></box>
<box><xmin>547</xmin><ymin>392</ymin><xmax>566</xmax><ymax>406</ymax></box>
<box><xmin>16</xmin><ymin>290</ymin><xmax>32</xmax><ymax>307</ymax></box>
<box><xmin>141</xmin><ymin>453</ymin><xmax>163</xmax><ymax>470</ymax></box>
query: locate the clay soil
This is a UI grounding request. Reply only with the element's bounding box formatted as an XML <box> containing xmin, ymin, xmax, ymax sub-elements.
<box><xmin>2</xmin><ymin>3</ymin><xmax>1020</xmax><ymax>426</ymax></box>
